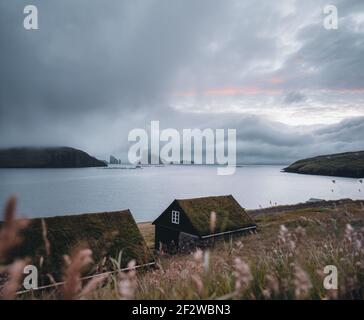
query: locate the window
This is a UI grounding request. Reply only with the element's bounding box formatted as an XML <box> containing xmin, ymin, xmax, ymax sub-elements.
<box><xmin>171</xmin><ymin>210</ymin><xmax>180</xmax><ymax>224</ymax></box>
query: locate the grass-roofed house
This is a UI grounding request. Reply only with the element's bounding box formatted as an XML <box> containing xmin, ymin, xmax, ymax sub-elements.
<box><xmin>153</xmin><ymin>195</ymin><xmax>257</xmax><ymax>253</ymax></box>
<box><xmin>4</xmin><ymin>210</ymin><xmax>154</xmax><ymax>286</ymax></box>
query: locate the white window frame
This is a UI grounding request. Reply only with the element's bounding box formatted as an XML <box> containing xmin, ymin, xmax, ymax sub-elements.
<box><xmin>171</xmin><ymin>210</ymin><xmax>180</xmax><ymax>224</ymax></box>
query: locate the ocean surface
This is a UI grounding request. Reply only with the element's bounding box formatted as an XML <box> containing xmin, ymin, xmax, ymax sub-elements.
<box><xmin>0</xmin><ymin>165</ymin><xmax>362</xmax><ymax>222</ymax></box>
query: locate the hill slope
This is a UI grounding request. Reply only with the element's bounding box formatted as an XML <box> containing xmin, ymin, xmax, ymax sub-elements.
<box><xmin>129</xmin><ymin>200</ymin><xmax>364</xmax><ymax>300</ymax></box>
<box><xmin>283</xmin><ymin>151</ymin><xmax>364</xmax><ymax>178</ymax></box>
<box><xmin>14</xmin><ymin>199</ymin><xmax>364</xmax><ymax>299</ymax></box>
<box><xmin>0</xmin><ymin>147</ymin><xmax>106</xmax><ymax>168</ymax></box>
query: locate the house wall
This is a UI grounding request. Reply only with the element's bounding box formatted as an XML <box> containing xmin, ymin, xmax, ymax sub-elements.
<box><xmin>178</xmin><ymin>232</ymin><xmax>200</xmax><ymax>252</ymax></box>
<box><xmin>178</xmin><ymin>227</ymin><xmax>257</xmax><ymax>252</ymax></box>
<box><xmin>154</xmin><ymin>201</ymin><xmax>197</xmax><ymax>234</ymax></box>
<box><xmin>198</xmin><ymin>227</ymin><xmax>256</xmax><ymax>248</ymax></box>
<box><xmin>154</xmin><ymin>200</ymin><xmax>199</xmax><ymax>253</ymax></box>
<box><xmin>155</xmin><ymin>225</ymin><xmax>180</xmax><ymax>253</ymax></box>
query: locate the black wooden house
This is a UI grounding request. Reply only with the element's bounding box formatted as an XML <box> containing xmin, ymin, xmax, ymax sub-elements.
<box><xmin>153</xmin><ymin>195</ymin><xmax>257</xmax><ymax>252</ymax></box>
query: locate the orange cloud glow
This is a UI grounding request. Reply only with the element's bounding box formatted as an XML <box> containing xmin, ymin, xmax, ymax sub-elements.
<box><xmin>177</xmin><ymin>86</ymin><xmax>364</xmax><ymax>98</ymax></box>
<box><xmin>177</xmin><ymin>86</ymin><xmax>283</xmax><ymax>97</ymax></box>
<box><xmin>266</xmin><ymin>77</ymin><xmax>284</xmax><ymax>84</ymax></box>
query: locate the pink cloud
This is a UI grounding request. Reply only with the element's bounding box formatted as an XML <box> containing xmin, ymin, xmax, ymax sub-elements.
<box><xmin>266</xmin><ymin>77</ymin><xmax>284</xmax><ymax>84</ymax></box>
<box><xmin>177</xmin><ymin>86</ymin><xmax>283</xmax><ymax>97</ymax></box>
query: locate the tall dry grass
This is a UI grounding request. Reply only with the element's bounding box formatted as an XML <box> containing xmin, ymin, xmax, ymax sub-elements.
<box><xmin>0</xmin><ymin>197</ymin><xmax>29</xmax><ymax>299</ymax></box>
<box><xmin>1</xmin><ymin>197</ymin><xmax>364</xmax><ymax>300</ymax></box>
<box><xmin>126</xmin><ymin>222</ymin><xmax>363</xmax><ymax>300</ymax></box>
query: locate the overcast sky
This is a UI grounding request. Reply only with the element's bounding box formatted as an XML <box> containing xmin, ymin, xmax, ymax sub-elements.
<box><xmin>1</xmin><ymin>0</ymin><xmax>364</xmax><ymax>164</ymax></box>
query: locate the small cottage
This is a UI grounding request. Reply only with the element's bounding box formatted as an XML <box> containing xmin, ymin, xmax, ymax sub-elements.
<box><xmin>3</xmin><ymin>210</ymin><xmax>154</xmax><ymax>285</ymax></box>
<box><xmin>153</xmin><ymin>195</ymin><xmax>257</xmax><ymax>253</ymax></box>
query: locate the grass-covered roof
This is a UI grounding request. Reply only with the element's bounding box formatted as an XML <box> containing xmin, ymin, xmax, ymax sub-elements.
<box><xmin>177</xmin><ymin>195</ymin><xmax>256</xmax><ymax>236</ymax></box>
<box><xmin>3</xmin><ymin>210</ymin><xmax>153</xmax><ymax>282</ymax></box>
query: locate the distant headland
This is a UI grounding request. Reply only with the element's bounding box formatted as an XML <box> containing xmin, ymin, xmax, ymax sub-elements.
<box><xmin>283</xmin><ymin>151</ymin><xmax>364</xmax><ymax>178</ymax></box>
<box><xmin>0</xmin><ymin>147</ymin><xmax>107</xmax><ymax>168</ymax></box>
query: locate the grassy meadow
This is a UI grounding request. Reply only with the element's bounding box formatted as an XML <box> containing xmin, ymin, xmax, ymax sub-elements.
<box><xmin>1</xmin><ymin>198</ymin><xmax>364</xmax><ymax>300</ymax></box>
<box><xmin>125</xmin><ymin>201</ymin><xmax>364</xmax><ymax>300</ymax></box>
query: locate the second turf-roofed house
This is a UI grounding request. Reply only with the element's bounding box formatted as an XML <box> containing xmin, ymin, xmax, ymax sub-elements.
<box><xmin>153</xmin><ymin>195</ymin><xmax>257</xmax><ymax>253</ymax></box>
<box><xmin>2</xmin><ymin>210</ymin><xmax>154</xmax><ymax>286</ymax></box>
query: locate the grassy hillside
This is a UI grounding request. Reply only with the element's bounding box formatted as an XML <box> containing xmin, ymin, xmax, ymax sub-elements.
<box><xmin>137</xmin><ymin>222</ymin><xmax>155</xmax><ymax>249</ymax></box>
<box><xmin>8</xmin><ymin>199</ymin><xmax>364</xmax><ymax>300</ymax></box>
<box><xmin>0</xmin><ymin>147</ymin><xmax>106</xmax><ymax>168</ymax></box>
<box><xmin>284</xmin><ymin>151</ymin><xmax>364</xmax><ymax>178</ymax></box>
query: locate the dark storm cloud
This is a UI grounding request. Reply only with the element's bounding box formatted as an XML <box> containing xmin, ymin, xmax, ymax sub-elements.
<box><xmin>0</xmin><ymin>0</ymin><xmax>227</xmax><ymax>122</ymax></box>
<box><xmin>232</xmin><ymin>116</ymin><xmax>364</xmax><ymax>164</ymax></box>
<box><xmin>0</xmin><ymin>0</ymin><xmax>364</xmax><ymax>163</ymax></box>
<box><xmin>126</xmin><ymin>111</ymin><xmax>364</xmax><ymax>164</ymax></box>
<box><xmin>277</xmin><ymin>0</ymin><xmax>364</xmax><ymax>92</ymax></box>
<box><xmin>283</xmin><ymin>92</ymin><xmax>306</xmax><ymax>104</ymax></box>
<box><xmin>284</xmin><ymin>24</ymin><xmax>364</xmax><ymax>91</ymax></box>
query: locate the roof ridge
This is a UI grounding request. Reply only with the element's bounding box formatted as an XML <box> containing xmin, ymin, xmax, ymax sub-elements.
<box><xmin>30</xmin><ymin>209</ymin><xmax>132</xmax><ymax>221</ymax></box>
<box><xmin>176</xmin><ymin>194</ymin><xmax>233</xmax><ymax>202</ymax></box>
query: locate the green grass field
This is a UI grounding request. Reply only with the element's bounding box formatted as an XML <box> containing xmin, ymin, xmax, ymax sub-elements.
<box><xmin>112</xmin><ymin>200</ymin><xmax>363</xmax><ymax>300</ymax></box>
<box><xmin>5</xmin><ymin>199</ymin><xmax>364</xmax><ymax>300</ymax></box>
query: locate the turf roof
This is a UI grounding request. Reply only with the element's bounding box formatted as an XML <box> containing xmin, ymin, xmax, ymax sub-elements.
<box><xmin>3</xmin><ymin>210</ymin><xmax>153</xmax><ymax>281</ymax></box>
<box><xmin>176</xmin><ymin>195</ymin><xmax>256</xmax><ymax>236</ymax></box>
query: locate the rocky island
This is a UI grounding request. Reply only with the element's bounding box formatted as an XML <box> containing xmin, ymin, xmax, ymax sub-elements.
<box><xmin>283</xmin><ymin>151</ymin><xmax>364</xmax><ymax>178</ymax></box>
<box><xmin>0</xmin><ymin>147</ymin><xmax>107</xmax><ymax>168</ymax></box>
